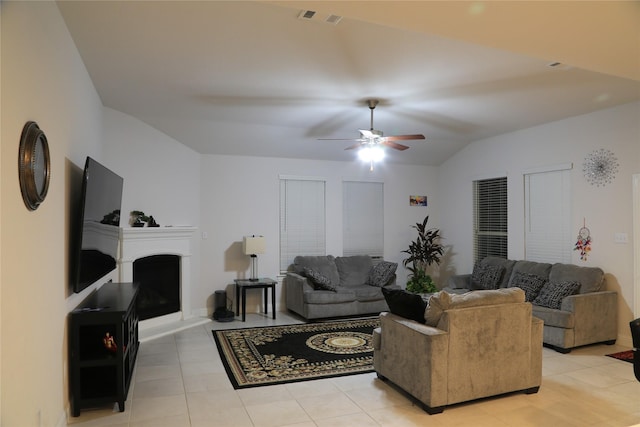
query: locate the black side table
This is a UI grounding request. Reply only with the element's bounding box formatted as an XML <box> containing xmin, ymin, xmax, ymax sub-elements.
<box><xmin>234</xmin><ymin>278</ymin><xmax>277</xmax><ymax>322</ymax></box>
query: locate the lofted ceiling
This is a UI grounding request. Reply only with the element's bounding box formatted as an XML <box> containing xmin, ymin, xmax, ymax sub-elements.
<box><xmin>56</xmin><ymin>1</ymin><xmax>640</xmax><ymax>166</ymax></box>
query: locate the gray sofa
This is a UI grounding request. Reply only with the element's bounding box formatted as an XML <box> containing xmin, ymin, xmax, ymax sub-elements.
<box><xmin>284</xmin><ymin>255</ymin><xmax>398</xmax><ymax>320</ymax></box>
<box><xmin>445</xmin><ymin>257</ymin><xmax>618</xmax><ymax>353</ymax></box>
<box><xmin>374</xmin><ymin>288</ymin><xmax>543</xmax><ymax>414</ymax></box>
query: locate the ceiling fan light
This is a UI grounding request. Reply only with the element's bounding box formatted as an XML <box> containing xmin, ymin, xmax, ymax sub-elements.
<box><xmin>358</xmin><ymin>146</ymin><xmax>385</xmax><ymax>162</ymax></box>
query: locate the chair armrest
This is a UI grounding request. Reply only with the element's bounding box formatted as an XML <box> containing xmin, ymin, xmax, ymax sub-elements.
<box><xmin>561</xmin><ymin>291</ymin><xmax>618</xmax><ymax>345</ymax></box>
<box><xmin>448</xmin><ymin>274</ymin><xmax>471</xmax><ymax>289</ymax></box>
<box><xmin>377</xmin><ymin>312</ymin><xmax>449</xmax><ymax>408</ymax></box>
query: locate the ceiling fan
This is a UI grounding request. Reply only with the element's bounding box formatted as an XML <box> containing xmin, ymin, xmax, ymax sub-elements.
<box><xmin>319</xmin><ymin>99</ymin><xmax>426</xmax><ymax>151</ymax></box>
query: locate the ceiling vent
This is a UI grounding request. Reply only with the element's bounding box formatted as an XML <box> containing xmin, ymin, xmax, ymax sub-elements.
<box><xmin>325</xmin><ymin>14</ymin><xmax>342</xmax><ymax>25</ymax></box>
<box><xmin>298</xmin><ymin>10</ymin><xmax>316</xmax><ymax>20</ymax></box>
<box><xmin>297</xmin><ymin>10</ymin><xmax>342</xmax><ymax>25</ymax></box>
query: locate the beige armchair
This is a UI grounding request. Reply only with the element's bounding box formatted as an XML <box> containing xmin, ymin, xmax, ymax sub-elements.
<box><xmin>373</xmin><ymin>288</ymin><xmax>543</xmax><ymax>414</ymax></box>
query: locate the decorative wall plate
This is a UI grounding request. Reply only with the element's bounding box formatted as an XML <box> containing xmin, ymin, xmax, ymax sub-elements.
<box><xmin>582</xmin><ymin>148</ymin><xmax>619</xmax><ymax>187</ymax></box>
<box><xmin>18</xmin><ymin>121</ymin><xmax>50</xmax><ymax>210</ymax></box>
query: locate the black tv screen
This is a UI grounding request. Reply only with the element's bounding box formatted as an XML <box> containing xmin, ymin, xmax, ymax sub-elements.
<box><xmin>71</xmin><ymin>157</ymin><xmax>123</xmax><ymax>293</ymax></box>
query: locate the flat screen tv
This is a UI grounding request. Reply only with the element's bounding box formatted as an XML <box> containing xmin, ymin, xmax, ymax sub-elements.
<box><xmin>71</xmin><ymin>157</ymin><xmax>123</xmax><ymax>294</ymax></box>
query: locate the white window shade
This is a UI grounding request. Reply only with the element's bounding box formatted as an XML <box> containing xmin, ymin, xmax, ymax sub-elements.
<box><xmin>343</xmin><ymin>181</ymin><xmax>383</xmax><ymax>257</ymax></box>
<box><xmin>279</xmin><ymin>178</ymin><xmax>326</xmax><ymax>271</ymax></box>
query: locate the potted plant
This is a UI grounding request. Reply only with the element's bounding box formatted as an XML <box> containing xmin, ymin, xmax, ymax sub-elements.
<box><xmin>130</xmin><ymin>210</ymin><xmax>149</xmax><ymax>227</ymax></box>
<box><xmin>402</xmin><ymin>215</ymin><xmax>443</xmax><ymax>294</ymax></box>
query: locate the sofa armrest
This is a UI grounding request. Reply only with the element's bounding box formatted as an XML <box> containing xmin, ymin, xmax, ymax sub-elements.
<box><xmin>448</xmin><ymin>274</ymin><xmax>471</xmax><ymax>290</ymax></box>
<box><xmin>284</xmin><ymin>272</ymin><xmax>314</xmax><ymax>316</ymax></box>
<box><xmin>376</xmin><ymin>312</ymin><xmax>449</xmax><ymax>408</ymax></box>
<box><xmin>561</xmin><ymin>291</ymin><xmax>618</xmax><ymax>346</ymax></box>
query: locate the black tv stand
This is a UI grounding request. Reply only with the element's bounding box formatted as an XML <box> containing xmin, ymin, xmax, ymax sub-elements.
<box><xmin>69</xmin><ymin>282</ymin><xmax>139</xmax><ymax>416</ymax></box>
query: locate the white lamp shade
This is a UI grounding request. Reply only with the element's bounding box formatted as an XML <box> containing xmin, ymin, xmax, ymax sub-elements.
<box><xmin>243</xmin><ymin>235</ymin><xmax>266</xmax><ymax>255</ymax></box>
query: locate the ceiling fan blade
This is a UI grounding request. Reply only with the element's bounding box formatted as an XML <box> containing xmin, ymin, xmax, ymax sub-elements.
<box><xmin>381</xmin><ymin>140</ymin><xmax>410</xmax><ymax>151</ymax></box>
<box><xmin>384</xmin><ymin>134</ymin><xmax>425</xmax><ymax>141</ymax></box>
<box><xmin>344</xmin><ymin>142</ymin><xmax>367</xmax><ymax>150</ymax></box>
<box><xmin>318</xmin><ymin>137</ymin><xmax>365</xmax><ymax>141</ymax></box>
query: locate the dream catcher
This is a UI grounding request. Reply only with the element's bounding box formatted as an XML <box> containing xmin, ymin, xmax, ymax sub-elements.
<box><xmin>574</xmin><ymin>219</ymin><xmax>591</xmax><ymax>261</ymax></box>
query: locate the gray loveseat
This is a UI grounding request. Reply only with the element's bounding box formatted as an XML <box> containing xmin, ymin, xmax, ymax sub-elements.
<box><xmin>285</xmin><ymin>255</ymin><xmax>398</xmax><ymax>320</ymax></box>
<box><xmin>445</xmin><ymin>257</ymin><xmax>618</xmax><ymax>353</ymax></box>
<box><xmin>374</xmin><ymin>288</ymin><xmax>543</xmax><ymax>414</ymax></box>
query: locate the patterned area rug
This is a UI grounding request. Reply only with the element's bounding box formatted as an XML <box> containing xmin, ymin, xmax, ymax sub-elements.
<box><xmin>606</xmin><ymin>350</ymin><xmax>634</xmax><ymax>364</ymax></box>
<box><xmin>212</xmin><ymin>319</ymin><xmax>379</xmax><ymax>389</ymax></box>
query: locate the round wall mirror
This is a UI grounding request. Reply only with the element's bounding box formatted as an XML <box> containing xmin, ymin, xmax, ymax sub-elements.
<box><xmin>18</xmin><ymin>121</ymin><xmax>51</xmax><ymax>210</ymax></box>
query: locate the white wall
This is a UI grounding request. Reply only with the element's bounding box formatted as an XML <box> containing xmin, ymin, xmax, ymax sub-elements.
<box><xmin>199</xmin><ymin>155</ymin><xmax>439</xmax><ymax>314</ymax></box>
<box><xmin>439</xmin><ymin>101</ymin><xmax>640</xmax><ymax>345</ymax></box>
<box><xmin>102</xmin><ymin>107</ymin><xmax>202</xmax><ymax>312</ymax></box>
<box><xmin>1</xmin><ymin>1</ymin><xmax>104</xmax><ymax>425</ymax></box>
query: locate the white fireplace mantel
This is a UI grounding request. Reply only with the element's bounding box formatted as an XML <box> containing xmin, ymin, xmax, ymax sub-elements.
<box><xmin>118</xmin><ymin>226</ymin><xmax>197</xmax><ymax>327</ymax></box>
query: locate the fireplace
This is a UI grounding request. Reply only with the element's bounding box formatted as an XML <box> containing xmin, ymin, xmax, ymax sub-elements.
<box><xmin>134</xmin><ymin>254</ymin><xmax>180</xmax><ymax>320</ymax></box>
<box><xmin>119</xmin><ymin>227</ymin><xmax>196</xmax><ymax>328</ymax></box>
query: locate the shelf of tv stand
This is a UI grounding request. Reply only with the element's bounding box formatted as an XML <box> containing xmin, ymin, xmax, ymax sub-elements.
<box><xmin>69</xmin><ymin>282</ymin><xmax>139</xmax><ymax>417</ymax></box>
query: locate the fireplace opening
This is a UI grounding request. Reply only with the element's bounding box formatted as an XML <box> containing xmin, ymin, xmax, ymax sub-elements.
<box><xmin>133</xmin><ymin>254</ymin><xmax>180</xmax><ymax>321</ymax></box>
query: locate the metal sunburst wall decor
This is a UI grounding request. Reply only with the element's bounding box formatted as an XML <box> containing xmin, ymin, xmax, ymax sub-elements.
<box><xmin>582</xmin><ymin>149</ymin><xmax>619</xmax><ymax>187</ymax></box>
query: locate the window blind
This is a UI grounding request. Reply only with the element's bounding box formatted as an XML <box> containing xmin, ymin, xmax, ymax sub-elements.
<box><xmin>473</xmin><ymin>177</ymin><xmax>508</xmax><ymax>262</ymax></box>
<box><xmin>524</xmin><ymin>169</ymin><xmax>571</xmax><ymax>263</ymax></box>
<box><xmin>343</xmin><ymin>181</ymin><xmax>383</xmax><ymax>257</ymax></box>
<box><xmin>279</xmin><ymin>178</ymin><xmax>326</xmax><ymax>271</ymax></box>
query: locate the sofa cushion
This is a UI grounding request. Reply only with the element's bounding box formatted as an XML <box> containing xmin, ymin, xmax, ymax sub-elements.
<box><xmin>293</xmin><ymin>255</ymin><xmax>340</xmax><ymax>287</ymax></box>
<box><xmin>424</xmin><ymin>288</ymin><xmax>525</xmax><ymax>327</ymax></box>
<box><xmin>532</xmin><ymin>305</ymin><xmax>575</xmax><ymax>328</ymax></box>
<box><xmin>508</xmin><ymin>272</ymin><xmax>547</xmax><ymax>302</ymax></box>
<box><xmin>302</xmin><ymin>267</ymin><xmax>337</xmax><ymax>292</ymax></box>
<box><xmin>335</xmin><ymin>255</ymin><xmax>373</xmax><ymax>287</ymax></box>
<box><xmin>381</xmin><ymin>287</ymin><xmax>427</xmax><ymax>323</ymax></box>
<box><xmin>303</xmin><ymin>287</ymin><xmax>356</xmax><ymax>304</ymax></box>
<box><xmin>549</xmin><ymin>263</ymin><xmax>604</xmax><ymax>294</ymax></box>
<box><xmin>508</xmin><ymin>261</ymin><xmax>552</xmax><ymax>286</ymax></box>
<box><xmin>367</xmin><ymin>261</ymin><xmax>397</xmax><ymax>287</ymax></box>
<box><xmin>470</xmin><ymin>263</ymin><xmax>504</xmax><ymax>290</ymax></box>
<box><xmin>352</xmin><ymin>285</ymin><xmax>385</xmax><ymax>302</ymax></box>
<box><xmin>533</xmin><ymin>281</ymin><xmax>581</xmax><ymax>310</ymax></box>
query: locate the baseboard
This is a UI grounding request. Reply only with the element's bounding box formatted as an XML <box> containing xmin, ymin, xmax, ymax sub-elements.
<box><xmin>617</xmin><ymin>334</ymin><xmax>632</xmax><ymax>349</ymax></box>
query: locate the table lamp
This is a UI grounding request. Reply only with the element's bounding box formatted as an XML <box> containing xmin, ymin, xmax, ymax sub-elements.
<box><xmin>243</xmin><ymin>235</ymin><xmax>265</xmax><ymax>281</ymax></box>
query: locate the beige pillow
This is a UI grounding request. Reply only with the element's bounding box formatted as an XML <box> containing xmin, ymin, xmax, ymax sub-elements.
<box><xmin>424</xmin><ymin>291</ymin><xmax>450</xmax><ymax>326</ymax></box>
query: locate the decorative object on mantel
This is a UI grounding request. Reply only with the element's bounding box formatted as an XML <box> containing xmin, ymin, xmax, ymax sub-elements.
<box><xmin>583</xmin><ymin>148</ymin><xmax>619</xmax><ymax>187</ymax></box>
<box><xmin>574</xmin><ymin>218</ymin><xmax>592</xmax><ymax>261</ymax></box>
<box><xmin>130</xmin><ymin>210</ymin><xmax>159</xmax><ymax>227</ymax></box>
<box><xmin>243</xmin><ymin>235</ymin><xmax>266</xmax><ymax>281</ymax></box>
<box><xmin>18</xmin><ymin>121</ymin><xmax>51</xmax><ymax>211</ymax></box>
<box><xmin>402</xmin><ymin>215</ymin><xmax>443</xmax><ymax>294</ymax></box>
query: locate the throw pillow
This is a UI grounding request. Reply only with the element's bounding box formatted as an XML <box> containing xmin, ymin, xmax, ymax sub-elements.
<box><xmin>470</xmin><ymin>263</ymin><xmax>504</xmax><ymax>290</ymax></box>
<box><xmin>382</xmin><ymin>287</ymin><xmax>427</xmax><ymax>324</ymax></box>
<box><xmin>302</xmin><ymin>267</ymin><xmax>337</xmax><ymax>292</ymax></box>
<box><xmin>533</xmin><ymin>280</ymin><xmax>581</xmax><ymax>310</ymax></box>
<box><xmin>366</xmin><ymin>261</ymin><xmax>398</xmax><ymax>287</ymax></box>
<box><xmin>424</xmin><ymin>291</ymin><xmax>451</xmax><ymax>327</ymax></box>
<box><xmin>508</xmin><ymin>272</ymin><xmax>547</xmax><ymax>302</ymax></box>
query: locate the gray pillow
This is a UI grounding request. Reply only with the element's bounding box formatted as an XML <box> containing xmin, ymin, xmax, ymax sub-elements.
<box><xmin>367</xmin><ymin>261</ymin><xmax>397</xmax><ymax>287</ymax></box>
<box><xmin>303</xmin><ymin>267</ymin><xmax>337</xmax><ymax>292</ymax></box>
<box><xmin>509</xmin><ymin>272</ymin><xmax>547</xmax><ymax>302</ymax></box>
<box><xmin>533</xmin><ymin>281</ymin><xmax>581</xmax><ymax>309</ymax></box>
<box><xmin>471</xmin><ymin>263</ymin><xmax>504</xmax><ymax>290</ymax></box>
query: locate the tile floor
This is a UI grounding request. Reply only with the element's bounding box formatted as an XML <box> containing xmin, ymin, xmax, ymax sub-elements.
<box><xmin>68</xmin><ymin>312</ymin><xmax>640</xmax><ymax>427</ymax></box>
